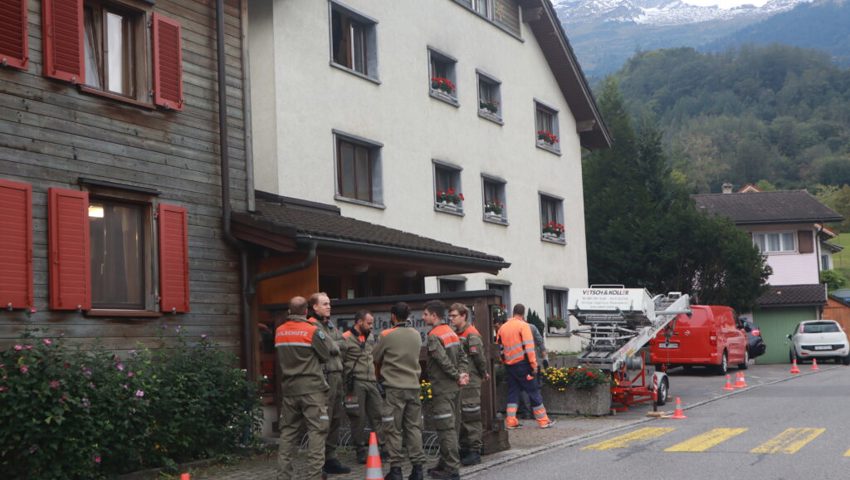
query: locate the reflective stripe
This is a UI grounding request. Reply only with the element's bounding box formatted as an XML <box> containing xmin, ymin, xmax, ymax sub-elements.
<box><xmin>275</xmin><ymin>342</ymin><xmax>313</xmax><ymax>347</ymax></box>
<box><xmin>382</xmin><ymin>416</ymin><xmax>395</xmax><ymax>422</ymax></box>
<box><xmin>366</xmin><ymin>467</ymin><xmax>383</xmax><ymax>478</ymax></box>
<box><xmin>433</xmin><ymin>412</ymin><xmax>453</xmax><ymax>420</ymax></box>
<box><xmin>443</xmin><ymin>340</ymin><xmax>460</xmax><ymax>348</ymax></box>
<box><xmin>532</xmin><ymin>404</ymin><xmax>547</xmax><ymax>419</ymax></box>
<box><xmin>344</xmin><ymin>403</ymin><xmax>360</xmax><ymax>409</ymax></box>
<box><xmin>319</xmin><ymin>415</ymin><xmax>329</xmax><ymax>420</ymax></box>
<box><xmin>462</xmin><ymin>405</ymin><xmax>481</xmax><ymax>412</ymax></box>
<box><xmin>504</xmin><ymin>352</ymin><xmax>525</xmax><ymax>362</ymax></box>
<box><xmin>521</xmin><ymin>340</ymin><xmax>535</xmax><ymax>346</ymax></box>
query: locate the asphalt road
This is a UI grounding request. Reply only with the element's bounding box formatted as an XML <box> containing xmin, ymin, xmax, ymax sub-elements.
<box><xmin>471</xmin><ymin>364</ymin><xmax>850</xmax><ymax>479</ymax></box>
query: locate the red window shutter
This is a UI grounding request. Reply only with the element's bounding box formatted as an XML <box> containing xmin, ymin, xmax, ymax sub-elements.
<box><xmin>158</xmin><ymin>203</ymin><xmax>189</xmax><ymax>313</ymax></box>
<box><xmin>0</xmin><ymin>179</ymin><xmax>33</xmax><ymax>308</ymax></box>
<box><xmin>152</xmin><ymin>13</ymin><xmax>183</xmax><ymax>111</ymax></box>
<box><xmin>42</xmin><ymin>0</ymin><xmax>84</xmax><ymax>83</ymax></box>
<box><xmin>48</xmin><ymin>188</ymin><xmax>91</xmax><ymax>310</ymax></box>
<box><xmin>0</xmin><ymin>0</ymin><xmax>28</xmax><ymax>70</ymax></box>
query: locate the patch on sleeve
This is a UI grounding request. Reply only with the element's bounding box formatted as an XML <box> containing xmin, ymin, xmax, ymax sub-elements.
<box><xmin>317</xmin><ymin>330</ymin><xmax>326</xmax><ymax>340</ymax></box>
<box><xmin>469</xmin><ymin>346</ymin><xmax>479</xmax><ymax>354</ymax></box>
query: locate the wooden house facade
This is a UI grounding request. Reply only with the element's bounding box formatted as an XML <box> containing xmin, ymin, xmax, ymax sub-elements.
<box><xmin>0</xmin><ymin>0</ymin><xmax>252</xmax><ymax>359</ymax></box>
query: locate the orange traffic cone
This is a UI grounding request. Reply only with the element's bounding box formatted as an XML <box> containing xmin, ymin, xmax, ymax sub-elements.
<box><xmin>670</xmin><ymin>397</ymin><xmax>687</xmax><ymax>419</ymax></box>
<box><xmin>723</xmin><ymin>374</ymin><xmax>735</xmax><ymax>391</ymax></box>
<box><xmin>811</xmin><ymin>358</ymin><xmax>820</xmax><ymax>371</ymax></box>
<box><xmin>734</xmin><ymin>371</ymin><xmax>748</xmax><ymax>388</ymax></box>
<box><xmin>790</xmin><ymin>358</ymin><xmax>800</xmax><ymax>374</ymax></box>
<box><xmin>364</xmin><ymin>431</ymin><xmax>383</xmax><ymax>480</ymax></box>
<box><xmin>180</xmin><ymin>474</ymin><xmax>190</xmax><ymax>480</ymax></box>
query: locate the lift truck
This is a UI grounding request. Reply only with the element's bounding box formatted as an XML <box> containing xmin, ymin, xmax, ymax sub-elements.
<box><xmin>567</xmin><ymin>287</ymin><xmax>691</xmax><ymax>412</ymax></box>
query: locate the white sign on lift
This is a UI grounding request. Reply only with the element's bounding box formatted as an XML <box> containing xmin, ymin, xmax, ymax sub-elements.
<box><xmin>567</xmin><ymin>287</ymin><xmax>655</xmax><ymax>317</ymax></box>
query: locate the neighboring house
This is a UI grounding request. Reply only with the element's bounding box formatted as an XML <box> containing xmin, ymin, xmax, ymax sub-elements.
<box><xmin>693</xmin><ymin>188</ymin><xmax>843</xmax><ymax>363</ymax></box>
<box><xmin>823</xmin><ymin>294</ymin><xmax>850</xmax><ymax>337</ymax></box>
<box><xmin>0</xmin><ymin>0</ymin><xmax>251</xmax><ymax>359</ymax></box>
<box><xmin>245</xmin><ymin>0</ymin><xmax>610</xmax><ymax>352</ymax></box>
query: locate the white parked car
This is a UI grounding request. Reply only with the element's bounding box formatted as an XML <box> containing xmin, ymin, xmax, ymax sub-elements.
<box><xmin>787</xmin><ymin>320</ymin><xmax>850</xmax><ymax>365</ymax></box>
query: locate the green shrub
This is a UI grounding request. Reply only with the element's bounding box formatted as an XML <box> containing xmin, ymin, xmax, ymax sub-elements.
<box><xmin>526</xmin><ymin>309</ymin><xmax>545</xmax><ymax>333</ymax></box>
<box><xmin>0</xmin><ymin>329</ymin><xmax>262</xmax><ymax>479</ymax></box>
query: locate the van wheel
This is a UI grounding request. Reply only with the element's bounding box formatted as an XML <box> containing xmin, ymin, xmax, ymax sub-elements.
<box><xmin>738</xmin><ymin>350</ymin><xmax>749</xmax><ymax>370</ymax></box>
<box><xmin>715</xmin><ymin>351</ymin><xmax>728</xmax><ymax>375</ymax></box>
<box><xmin>843</xmin><ymin>355</ymin><xmax>850</xmax><ymax>366</ymax></box>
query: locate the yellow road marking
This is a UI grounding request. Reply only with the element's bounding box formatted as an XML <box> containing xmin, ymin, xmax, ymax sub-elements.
<box><xmin>583</xmin><ymin>427</ymin><xmax>675</xmax><ymax>451</ymax></box>
<box><xmin>751</xmin><ymin>428</ymin><xmax>825</xmax><ymax>454</ymax></box>
<box><xmin>665</xmin><ymin>428</ymin><xmax>748</xmax><ymax>452</ymax></box>
<box><xmin>844</xmin><ymin>448</ymin><xmax>850</xmax><ymax>457</ymax></box>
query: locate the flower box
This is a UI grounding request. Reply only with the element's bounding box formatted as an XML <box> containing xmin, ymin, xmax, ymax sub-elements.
<box><xmin>541</xmin><ymin>232</ymin><xmax>562</xmax><ymax>241</ymax></box>
<box><xmin>537</xmin><ymin>130</ymin><xmax>559</xmax><ymax>146</ymax></box>
<box><xmin>436</xmin><ymin>201</ymin><xmax>461</xmax><ymax>212</ymax></box>
<box><xmin>484</xmin><ymin>211</ymin><xmax>504</xmax><ymax>221</ymax></box>
<box><xmin>540</xmin><ymin>383</ymin><xmax>611</xmax><ymax>416</ymax></box>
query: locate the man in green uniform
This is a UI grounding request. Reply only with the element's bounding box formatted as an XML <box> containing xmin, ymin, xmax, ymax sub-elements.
<box><xmin>373</xmin><ymin>302</ymin><xmax>427</xmax><ymax>480</ymax></box>
<box><xmin>309</xmin><ymin>292</ymin><xmax>352</xmax><ymax>475</ymax></box>
<box><xmin>449</xmin><ymin>303</ymin><xmax>490</xmax><ymax>466</ymax></box>
<box><xmin>341</xmin><ymin>310</ymin><xmax>383</xmax><ymax>464</ymax></box>
<box><xmin>423</xmin><ymin>300</ymin><xmax>469</xmax><ymax>480</ymax></box>
<box><xmin>276</xmin><ymin>296</ymin><xmax>331</xmax><ymax>480</ymax></box>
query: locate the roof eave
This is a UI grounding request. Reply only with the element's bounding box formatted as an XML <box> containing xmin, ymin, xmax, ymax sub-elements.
<box><xmin>733</xmin><ymin>216</ymin><xmax>845</xmax><ymax>226</ymax></box>
<box><xmin>523</xmin><ymin>0</ymin><xmax>612</xmax><ymax>150</ymax></box>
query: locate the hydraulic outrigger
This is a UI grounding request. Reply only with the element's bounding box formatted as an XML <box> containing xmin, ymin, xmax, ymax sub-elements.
<box><xmin>567</xmin><ymin>286</ymin><xmax>691</xmax><ymax>412</ymax></box>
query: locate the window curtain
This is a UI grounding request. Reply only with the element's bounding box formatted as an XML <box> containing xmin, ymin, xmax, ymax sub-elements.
<box><xmin>84</xmin><ymin>7</ymin><xmax>103</xmax><ymax>89</ymax></box>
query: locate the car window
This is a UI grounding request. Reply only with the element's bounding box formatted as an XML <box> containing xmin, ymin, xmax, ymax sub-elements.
<box><xmin>802</xmin><ymin>322</ymin><xmax>840</xmax><ymax>334</ymax></box>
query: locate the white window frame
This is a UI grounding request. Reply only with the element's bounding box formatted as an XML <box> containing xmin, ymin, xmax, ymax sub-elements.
<box><xmin>543</xmin><ymin>287</ymin><xmax>569</xmax><ymax>336</ymax></box>
<box><xmin>753</xmin><ymin>232</ymin><xmax>796</xmax><ymax>254</ymax></box>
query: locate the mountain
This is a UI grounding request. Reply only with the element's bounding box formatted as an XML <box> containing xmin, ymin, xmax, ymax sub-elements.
<box><xmin>705</xmin><ymin>0</ymin><xmax>850</xmax><ymax>66</ymax></box>
<box><xmin>554</xmin><ymin>0</ymin><xmax>813</xmax><ymax>77</ymax></box>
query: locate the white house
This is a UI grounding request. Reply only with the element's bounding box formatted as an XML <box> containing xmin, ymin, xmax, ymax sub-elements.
<box><xmin>247</xmin><ymin>0</ymin><xmax>610</xmax><ymax>351</ymax></box>
<box><xmin>693</xmin><ymin>188</ymin><xmax>843</xmax><ymax>363</ymax></box>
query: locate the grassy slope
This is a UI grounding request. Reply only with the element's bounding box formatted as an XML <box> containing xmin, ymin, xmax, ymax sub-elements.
<box><xmin>831</xmin><ymin>233</ymin><xmax>850</xmax><ymax>282</ymax></box>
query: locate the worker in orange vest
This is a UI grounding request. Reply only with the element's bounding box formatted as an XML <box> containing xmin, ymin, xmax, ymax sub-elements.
<box><xmin>495</xmin><ymin>303</ymin><xmax>554</xmax><ymax>429</ymax></box>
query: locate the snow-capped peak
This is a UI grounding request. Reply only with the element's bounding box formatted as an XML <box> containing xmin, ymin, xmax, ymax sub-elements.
<box><xmin>553</xmin><ymin>0</ymin><xmax>811</xmax><ymax>25</ymax></box>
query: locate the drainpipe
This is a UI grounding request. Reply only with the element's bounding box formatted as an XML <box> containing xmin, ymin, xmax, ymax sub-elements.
<box><xmin>216</xmin><ymin>0</ymin><xmax>256</xmax><ymax>380</ymax></box>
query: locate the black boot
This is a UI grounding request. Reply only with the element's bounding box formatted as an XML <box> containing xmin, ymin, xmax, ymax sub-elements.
<box><xmin>356</xmin><ymin>447</ymin><xmax>368</xmax><ymax>464</ymax></box>
<box><xmin>460</xmin><ymin>450</ymin><xmax>481</xmax><ymax>466</ymax></box>
<box><xmin>385</xmin><ymin>466</ymin><xmax>403</xmax><ymax>480</ymax></box>
<box><xmin>408</xmin><ymin>464</ymin><xmax>424</xmax><ymax>480</ymax></box>
<box><xmin>323</xmin><ymin>458</ymin><xmax>352</xmax><ymax>475</ymax></box>
<box><xmin>427</xmin><ymin>461</ymin><xmax>447</xmax><ymax>475</ymax></box>
<box><xmin>429</xmin><ymin>468</ymin><xmax>459</xmax><ymax>480</ymax></box>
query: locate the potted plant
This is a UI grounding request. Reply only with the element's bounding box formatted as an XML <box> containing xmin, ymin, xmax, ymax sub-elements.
<box><xmin>479</xmin><ymin>99</ymin><xmax>499</xmax><ymax>115</ymax></box>
<box><xmin>547</xmin><ymin>316</ymin><xmax>567</xmax><ymax>335</ymax></box>
<box><xmin>484</xmin><ymin>200</ymin><xmax>504</xmax><ymax>219</ymax></box>
<box><xmin>436</xmin><ymin>188</ymin><xmax>464</xmax><ymax>211</ymax></box>
<box><xmin>537</xmin><ymin>129</ymin><xmax>559</xmax><ymax>146</ymax></box>
<box><xmin>541</xmin><ymin>221</ymin><xmax>565</xmax><ymax>240</ymax></box>
<box><xmin>431</xmin><ymin>77</ymin><xmax>456</xmax><ymax>96</ymax></box>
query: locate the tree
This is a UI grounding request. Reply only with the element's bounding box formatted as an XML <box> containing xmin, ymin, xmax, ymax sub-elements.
<box><xmin>584</xmin><ymin>79</ymin><xmax>770</xmax><ymax>311</ymax></box>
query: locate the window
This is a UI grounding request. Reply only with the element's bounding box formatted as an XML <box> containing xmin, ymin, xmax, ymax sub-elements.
<box><xmin>330</xmin><ymin>3</ymin><xmax>378</xmax><ymax>80</ymax></box>
<box><xmin>83</xmin><ymin>1</ymin><xmax>144</xmax><ymax>98</ymax></box>
<box><xmin>477</xmin><ymin>72</ymin><xmax>502</xmax><ymax>122</ymax></box>
<box><xmin>434</xmin><ymin>162</ymin><xmax>463</xmax><ymax>214</ymax></box>
<box><xmin>544</xmin><ymin>288</ymin><xmax>568</xmax><ymax>334</ymax></box>
<box><xmin>89</xmin><ymin>199</ymin><xmax>150</xmax><ymax>309</ymax></box>
<box><xmin>335</xmin><ymin>133</ymin><xmax>383</xmax><ymax>206</ymax></box>
<box><xmin>486</xmin><ymin>281</ymin><xmax>511</xmax><ymax>310</ymax></box>
<box><xmin>439</xmin><ymin>278</ymin><xmax>466</xmax><ymax>293</ymax></box>
<box><xmin>43</xmin><ymin>0</ymin><xmax>183</xmax><ymax>109</ymax></box>
<box><xmin>482</xmin><ymin>176</ymin><xmax>506</xmax><ymax>223</ymax></box>
<box><xmin>429</xmin><ymin>48</ymin><xmax>458</xmax><ymax>104</ymax></box>
<box><xmin>47</xmin><ymin>186</ymin><xmax>189</xmax><ymax>313</ymax></box>
<box><xmin>753</xmin><ymin>232</ymin><xmax>795</xmax><ymax>253</ymax></box>
<box><xmin>822</xmin><ymin>254</ymin><xmax>831</xmax><ymax>270</ymax></box>
<box><xmin>540</xmin><ymin>194</ymin><xmax>564</xmax><ymax>243</ymax></box>
<box><xmin>455</xmin><ymin>0</ymin><xmax>521</xmax><ymax>36</ymax></box>
<box><xmin>535</xmin><ymin>101</ymin><xmax>560</xmax><ymax>153</ymax></box>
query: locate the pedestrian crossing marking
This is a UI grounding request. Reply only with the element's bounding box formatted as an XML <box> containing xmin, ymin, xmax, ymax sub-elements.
<box><xmin>751</xmin><ymin>428</ymin><xmax>825</xmax><ymax>454</ymax></box>
<box><xmin>583</xmin><ymin>427</ymin><xmax>675</xmax><ymax>451</ymax></box>
<box><xmin>665</xmin><ymin>428</ymin><xmax>748</xmax><ymax>453</ymax></box>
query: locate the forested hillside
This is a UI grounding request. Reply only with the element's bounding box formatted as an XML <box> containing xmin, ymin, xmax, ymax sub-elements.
<box><xmin>612</xmin><ymin>45</ymin><xmax>850</xmax><ymax>194</ymax></box>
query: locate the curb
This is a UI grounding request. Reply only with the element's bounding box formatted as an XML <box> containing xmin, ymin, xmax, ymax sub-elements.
<box><xmin>464</xmin><ymin>365</ymin><xmax>836</xmax><ymax>477</ymax></box>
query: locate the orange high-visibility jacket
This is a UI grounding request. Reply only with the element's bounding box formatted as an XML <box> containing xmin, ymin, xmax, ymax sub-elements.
<box><xmin>496</xmin><ymin>317</ymin><xmax>537</xmax><ymax>370</ymax></box>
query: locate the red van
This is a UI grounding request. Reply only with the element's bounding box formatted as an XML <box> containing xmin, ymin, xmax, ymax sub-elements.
<box><xmin>650</xmin><ymin>305</ymin><xmax>749</xmax><ymax>375</ymax></box>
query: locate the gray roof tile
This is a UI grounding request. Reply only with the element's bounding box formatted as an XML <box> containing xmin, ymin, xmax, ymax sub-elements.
<box><xmin>757</xmin><ymin>284</ymin><xmax>826</xmax><ymax>307</ymax></box>
<box><xmin>693</xmin><ymin>190</ymin><xmax>842</xmax><ymax>225</ymax></box>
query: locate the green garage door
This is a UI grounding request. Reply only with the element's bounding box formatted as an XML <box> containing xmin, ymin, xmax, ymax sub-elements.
<box><xmin>753</xmin><ymin>307</ymin><xmax>818</xmax><ymax>364</ymax></box>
